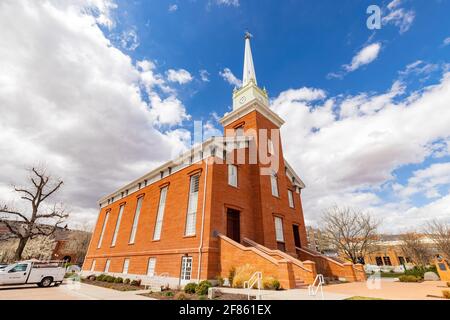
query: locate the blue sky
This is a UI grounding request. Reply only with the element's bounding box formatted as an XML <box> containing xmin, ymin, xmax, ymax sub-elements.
<box><xmin>0</xmin><ymin>0</ymin><xmax>449</xmax><ymax>232</ymax></box>
<box><xmin>107</xmin><ymin>0</ymin><xmax>450</xmax><ymax>116</ymax></box>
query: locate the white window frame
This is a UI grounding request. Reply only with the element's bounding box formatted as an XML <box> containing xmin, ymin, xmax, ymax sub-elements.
<box><xmin>147</xmin><ymin>258</ymin><xmax>156</xmax><ymax>277</ymax></box>
<box><xmin>97</xmin><ymin>211</ymin><xmax>110</xmax><ymax>248</ymax></box>
<box><xmin>185</xmin><ymin>175</ymin><xmax>200</xmax><ymax>236</ymax></box>
<box><xmin>274</xmin><ymin>216</ymin><xmax>284</xmax><ymax>242</ymax></box>
<box><xmin>270</xmin><ymin>173</ymin><xmax>279</xmax><ymax>197</ymax></box>
<box><xmin>180</xmin><ymin>256</ymin><xmax>193</xmax><ymax>282</ymax></box>
<box><xmin>104</xmin><ymin>259</ymin><xmax>110</xmax><ymax>273</ymax></box>
<box><xmin>90</xmin><ymin>260</ymin><xmax>96</xmax><ymax>272</ymax></box>
<box><xmin>123</xmin><ymin>259</ymin><xmax>130</xmax><ymax>274</ymax></box>
<box><xmin>288</xmin><ymin>189</ymin><xmax>294</xmax><ymax>208</ymax></box>
<box><xmin>129</xmin><ymin>197</ymin><xmax>143</xmax><ymax>244</ymax></box>
<box><xmin>111</xmin><ymin>204</ymin><xmax>124</xmax><ymax>246</ymax></box>
<box><xmin>228</xmin><ymin>164</ymin><xmax>238</xmax><ymax>187</ymax></box>
<box><xmin>153</xmin><ymin>187</ymin><xmax>168</xmax><ymax>241</ymax></box>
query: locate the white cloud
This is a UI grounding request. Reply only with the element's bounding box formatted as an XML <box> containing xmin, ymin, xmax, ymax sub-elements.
<box><xmin>199</xmin><ymin>69</ymin><xmax>210</xmax><ymax>82</ymax></box>
<box><xmin>166</xmin><ymin>68</ymin><xmax>193</xmax><ymax>84</ymax></box>
<box><xmin>395</xmin><ymin>162</ymin><xmax>450</xmax><ymax>199</ymax></box>
<box><xmin>149</xmin><ymin>94</ymin><xmax>190</xmax><ymax>127</ymax></box>
<box><xmin>383</xmin><ymin>1</ymin><xmax>415</xmax><ymax>34</ymax></box>
<box><xmin>117</xmin><ymin>28</ymin><xmax>140</xmax><ymax>51</ymax></box>
<box><xmin>344</xmin><ymin>43</ymin><xmax>382</xmax><ymax>72</ymax></box>
<box><xmin>443</xmin><ymin>37</ymin><xmax>450</xmax><ymax>47</ymax></box>
<box><xmin>216</xmin><ymin>0</ymin><xmax>239</xmax><ymax>7</ymax></box>
<box><xmin>219</xmin><ymin>68</ymin><xmax>242</xmax><ymax>87</ymax></box>
<box><xmin>168</xmin><ymin>4</ymin><xmax>178</xmax><ymax>12</ymax></box>
<box><xmin>0</xmin><ymin>0</ymin><xmax>191</xmax><ymax>228</ymax></box>
<box><xmin>272</xmin><ymin>71</ymin><xmax>450</xmax><ymax>232</ymax></box>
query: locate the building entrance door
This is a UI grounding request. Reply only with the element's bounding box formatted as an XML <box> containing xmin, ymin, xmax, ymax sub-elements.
<box><xmin>180</xmin><ymin>256</ymin><xmax>193</xmax><ymax>286</ymax></box>
<box><xmin>226</xmin><ymin>208</ymin><xmax>240</xmax><ymax>243</ymax></box>
<box><xmin>292</xmin><ymin>224</ymin><xmax>301</xmax><ymax>248</ymax></box>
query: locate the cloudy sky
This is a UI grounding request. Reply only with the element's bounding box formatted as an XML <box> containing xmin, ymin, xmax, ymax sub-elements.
<box><xmin>0</xmin><ymin>0</ymin><xmax>449</xmax><ymax>233</ymax></box>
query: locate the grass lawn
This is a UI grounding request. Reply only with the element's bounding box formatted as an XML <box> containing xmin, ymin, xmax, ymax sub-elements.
<box><xmin>345</xmin><ymin>296</ymin><xmax>386</xmax><ymax>300</ymax></box>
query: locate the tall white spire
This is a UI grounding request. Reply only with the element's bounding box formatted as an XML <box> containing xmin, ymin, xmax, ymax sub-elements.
<box><xmin>242</xmin><ymin>31</ymin><xmax>257</xmax><ymax>87</ymax></box>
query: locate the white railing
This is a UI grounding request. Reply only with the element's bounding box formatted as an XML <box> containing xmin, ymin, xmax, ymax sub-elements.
<box><xmin>243</xmin><ymin>271</ymin><xmax>262</xmax><ymax>300</ymax></box>
<box><xmin>308</xmin><ymin>274</ymin><xmax>324</xmax><ymax>300</ymax></box>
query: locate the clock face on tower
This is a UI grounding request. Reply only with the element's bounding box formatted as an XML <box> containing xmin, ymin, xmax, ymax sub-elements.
<box><xmin>239</xmin><ymin>96</ymin><xmax>247</xmax><ymax>104</ymax></box>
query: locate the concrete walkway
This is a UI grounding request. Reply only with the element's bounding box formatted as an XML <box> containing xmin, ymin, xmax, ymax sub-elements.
<box><xmin>0</xmin><ymin>281</ymin><xmax>154</xmax><ymax>300</ymax></box>
<box><xmin>213</xmin><ymin>287</ymin><xmax>351</xmax><ymax>300</ymax></box>
<box><xmin>323</xmin><ymin>279</ymin><xmax>449</xmax><ymax>300</ymax></box>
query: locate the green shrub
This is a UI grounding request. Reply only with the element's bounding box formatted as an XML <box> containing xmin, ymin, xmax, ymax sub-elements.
<box><xmin>175</xmin><ymin>292</ymin><xmax>189</xmax><ymax>300</ymax></box>
<box><xmin>404</xmin><ymin>265</ymin><xmax>437</xmax><ymax>279</ymax></box>
<box><xmin>228</xmin><ymin>267</ymin><xmax>236</xmax><ymax>286</ymax></box>
<box><xmin>124</xmin><ymin>278</ymin><xmax>131</xmax><ymax>284</ymax></box>
<box><xmin>114</xmin><ymin>277</ymin><xmax>123</xmax><ymax>283</ymax></box>
<box><xmin>130</xmin><ymin>279</ymin><xmax>142</xmax><ymax>286</ymax></box>
<box><xmin>184</xmin><ymin>282</ymin><xmax>198</xmax><ymax>294</ymax></box>
<box><xmin>195</xmin><ymin>281</ymin><xmax>212</xmax><ymax>296</ymax></box>
<box><xmin>216</xmin><ymin>275</ymin><xmax>224</xmax><ymax>287</ymax></box>
<box><xmin>106</xmin><ymin>276</ymin><xmax>116</xmax><ymax>283</ymax></box>
<box><xmin>95</xmin><ymin>274</ymin><xmax>104</xmax><ymax>281</ymax></box>
<box><xmin>443</xmin><ymin>290</ymin><xmax>450</xmax><ymax>299</ymax></box>
<box><xmin>198</xmin><ymin>295</ymin><xmax>207</xmax><ymax>300</ymax></box>
<box><xmin>164</xmin><ymin>291</ymin><xmax>174</xmax><ymax>297</ymax></box>
<box><xmin>399</xmin><ymin>275</ymin><xmax>420</xmax><ymax>282</ymax></box>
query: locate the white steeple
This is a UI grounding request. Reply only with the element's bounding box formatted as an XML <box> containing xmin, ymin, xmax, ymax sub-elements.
<box><xmin>231</xmin><ymin>32</ymin><xmax>269</xmax><ymax>111</ymax></box>
<box><xmin>242</xmin><ymin>31</ymin><xmax>257</xmax><ymax>86</ymax></box>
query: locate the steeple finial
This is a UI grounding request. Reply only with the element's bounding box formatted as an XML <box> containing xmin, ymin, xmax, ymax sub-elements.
<box><xmin>242</xmin><ymin>31</ymin><xmax>257</xmax><ymax>87</ymax></box>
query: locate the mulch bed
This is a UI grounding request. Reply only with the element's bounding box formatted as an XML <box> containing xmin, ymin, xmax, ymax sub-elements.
<box><xmin>81</xmin><ymin>278</ymin><xmax>144</xmax><ymax>291</ymax></box>
<box><xmin>140</xmin><ymin>289</ymin><xmax>249</xmax><ymax>300</ymax></box>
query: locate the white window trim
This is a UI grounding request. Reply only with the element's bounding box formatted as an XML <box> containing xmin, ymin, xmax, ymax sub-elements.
<box><xmin>270</xmin><ymin>173</ymin><xmax>279</xmax><ymax>197</ymax></box>
<box><xmin>90</xmin><ymin>260</ymin><xmax>96</xmax><ymax>272</ymax></box>
<box><xmin>147</xmin><ymin>258</ymin><xmax>156</xmax><ymax>277</ymax></box>
<box><xmin>111</xmin><ymin>205</ymin><xmax>124</xmax><ymax>246</ymax></box>
<box><xmin>97</xmin><ymin>211</ymin><xmax>109</xmax><ymax>249</ymax></box>
<box><xmin>180</xmin><ymin>256</ymin><xmax>193</xmax><ymax>281</ymax></box>
<box><xmin>153</xmin><ymin>187</ymin><xmax>168</xmax><ymax>241</ymax></box>
<box><xmin>288</xmin><ymin>189</ymin><xmax>294</xmax><ymax>208</ymax></box>
<box><xmin>123</xmin><ymin>259</ymin><xmax>130</xmax><ymax>274</ymax></box>
<box><xmin>185</xmin><ymin>175</ymin><xmax>200</xmax><ymax>236</ymax></box>
<box><xmin>129</xmin><ymin>197</ymin><xmax>143</xmax><ymax>244</ymax></box>
<box><xmin>274</xmin><ymin>216</ymin><xmax>284</xmax><ymax>242</ymax></box>
<box><xmin>104</xmin><ymin>259</ymin><xmax>110</xmax><ymax>273</ymax></box>
<box><xmin>228</xmin><ymin>164</ymin><xmax>238</xmax><ymax>187</ymax></box>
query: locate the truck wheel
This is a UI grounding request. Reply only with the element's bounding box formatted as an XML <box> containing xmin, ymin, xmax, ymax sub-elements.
<box><xmin>40</xmin><ymin>277</ymin><xmax>53</xmax><ymax>288</ymax></box>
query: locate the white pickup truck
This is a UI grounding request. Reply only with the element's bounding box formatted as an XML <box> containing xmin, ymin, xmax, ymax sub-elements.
<box><xmin>0</xmin><ymin>260</ymin><xmax>65</xmax><ymax>287</ymax></box>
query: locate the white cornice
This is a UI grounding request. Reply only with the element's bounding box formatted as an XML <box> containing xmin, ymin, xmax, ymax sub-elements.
<box><xmin>220</xmin><ymin>100</ymin><xmax>285</xmax><ymax>128</ymax></box>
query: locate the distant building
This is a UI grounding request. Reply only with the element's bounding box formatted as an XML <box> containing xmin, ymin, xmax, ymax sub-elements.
<box><xmin>0</xmin><ymin>221</ymin><xmax>91</xmax><ymax>265</ymax></box>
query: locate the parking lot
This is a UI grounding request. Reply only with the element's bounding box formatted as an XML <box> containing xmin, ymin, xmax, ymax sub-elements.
<box><xmin>0</xmin><ymin>281</ymin><xmax>152</xmax><ymax>300</ymax></box>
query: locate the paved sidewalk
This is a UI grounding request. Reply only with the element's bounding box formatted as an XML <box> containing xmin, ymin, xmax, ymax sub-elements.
<box><xmin>214</xmin><ymin>287</ymin><xmax>351</xmax><ymax>300</ymax></box>
<box><xmin>323</xmin><ymin>279</ymin><xmax>448</xmax><ymax>300</ymax></box>
<box><xmin>0</xmin><ymin>281</ymin><xmax>154</xmax><ymax>300</ymax></box>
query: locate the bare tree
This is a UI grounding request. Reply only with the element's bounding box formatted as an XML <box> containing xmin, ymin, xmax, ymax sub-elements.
<box><xmin>0</xmin><ymin>167</ymin><xmax>68</xmax><ymax>261</ymax></box>
<box><xmin>400</xmin><ymin>232</ymin><xmax>432</xmax><ymax>267</ymax></box>
<box><xmin>321</xmin><ymin>206</ymin><xmax>379</xmax><ymax>264</ymax></box>
<box><xmin>425</xmin><ymin>220</ymin><xmax>450</xmax><ymax>260</ymax></box>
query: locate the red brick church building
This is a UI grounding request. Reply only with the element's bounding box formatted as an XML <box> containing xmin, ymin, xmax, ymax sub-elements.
<box><xmin>82</xmin><ymin>35</ymin><xmax>365</xmax><ymax>288</ymax></box>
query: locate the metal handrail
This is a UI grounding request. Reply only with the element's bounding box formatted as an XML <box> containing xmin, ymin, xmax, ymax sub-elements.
<box><xmin>243</xmin><ymin>271</ymin><xmax>262</xmax><ymax>300</ymax></box>
<box><xmin>308</xmin><ymin>274</ymin><xmax>324</xmax><ymax>300</ymax></box>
